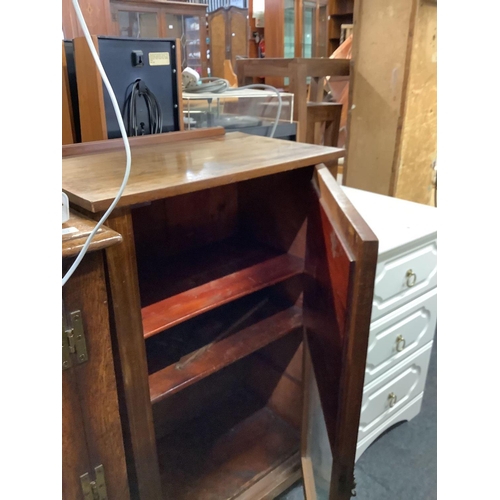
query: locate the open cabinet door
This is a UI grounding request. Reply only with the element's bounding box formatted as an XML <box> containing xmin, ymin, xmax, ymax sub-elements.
<box><xmin>302</xmin><ymin>166</ymin><xmax>378</xmax><ymax>499</ymax></box>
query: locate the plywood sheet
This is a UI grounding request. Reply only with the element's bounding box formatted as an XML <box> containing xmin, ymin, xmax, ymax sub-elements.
<box><xmin>344</xmin><ymin>0</ymin><xmax>417</xmax><ymax>195</ymax></box>
<box><xmin>394</xmin><ymin>0</ymin><xmax>437</xmax><ymax>205</ymax></box>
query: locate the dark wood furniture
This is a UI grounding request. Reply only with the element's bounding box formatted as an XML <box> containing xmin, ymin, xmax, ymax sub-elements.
<box><xmin>62</xmin><ymin>211</ymin><xmax>130</xmax><ymax>500</ymax></box>
<box><xmin>208</xmin><ymin>6</ymin><xmax>249</xmax><ymax>78</ymax></box>
<box><xmin>62</xmin><ymin>127</ymin><xmax>378</xmax><ymax>500</ymax></box>
<box><xmin>328</xmin><ymin>0</ymin><xmax>354</xmax><ymax>53</ymax></box>
<box><xmin>236</xmin><ymin>57</ymin><xmax>350</xmax><ymax>142</ymax></box>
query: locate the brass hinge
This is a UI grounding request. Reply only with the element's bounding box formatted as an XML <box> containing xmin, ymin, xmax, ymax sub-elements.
<box><xmin>62</xmin><ymin>310</ymin><xmax>88</xmax><ymax>370</ymax></box>
<box><xmin>80</xmin><ymin>464</ymin><xmax>108</xmax><ymax>500</ymax></box>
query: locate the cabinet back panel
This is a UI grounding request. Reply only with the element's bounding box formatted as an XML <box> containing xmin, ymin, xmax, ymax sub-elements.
<box><xmin>238</xmin><ymin>167</ymin><xmax>314</xmax><ymax>259</ymax></box>
<box><xmin>132</xmin><ymin>183</ymin><xmax>238</xmax><ymax>261</ymax></box>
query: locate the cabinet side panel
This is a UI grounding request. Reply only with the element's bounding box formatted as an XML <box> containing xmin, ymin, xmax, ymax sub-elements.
<box><xmin>63</xmin><ymin>252</ymin><xmax>130</xmax><ymax>500</ymax></box>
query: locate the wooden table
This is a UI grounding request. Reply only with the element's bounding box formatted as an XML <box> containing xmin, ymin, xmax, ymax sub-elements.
<box><xmin>62</xmin><ymin>128</ymin><xmax>377</xmax><ymax>500</ymax></box>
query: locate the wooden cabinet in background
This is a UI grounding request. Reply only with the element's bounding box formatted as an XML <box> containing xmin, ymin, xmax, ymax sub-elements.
<box><xmin>109</xmin><ymin>1</ymin><xmax>209</xmax><ymax>76</ymax></box>
<box><xmin>62</xmin><ymin>212</ymin><xmax>129</xmax><ymax>500</ymax></box>
<box><xmin>208</xmin><ymin>6</ymin><xmax>249</xmax><ymax>78</ymax></box>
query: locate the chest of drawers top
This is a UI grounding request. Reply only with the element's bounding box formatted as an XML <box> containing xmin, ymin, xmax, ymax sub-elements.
<box><xmin>341</xmin><ymin>187</ymin><xmax>437</xmax><ymax>258</ymax></box>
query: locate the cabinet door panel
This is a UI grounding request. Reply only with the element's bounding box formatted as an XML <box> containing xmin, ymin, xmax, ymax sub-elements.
<box><xmin>302</xmin><ymin>166</ymin><xmax>378</xmax><ymax>500</ymax></box>
<box><xmin>229</xmin><ymin>8</ymin><xmax>248</xmax><ymax>67</ymax></box>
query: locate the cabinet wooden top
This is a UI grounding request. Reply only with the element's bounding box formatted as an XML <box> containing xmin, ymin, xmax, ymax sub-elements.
<box><xmin>62</xmin><ymin>211</ymin><xmax>122</xmax><ymax>258</ymax></box>
<box><xmin>62</xmin><ymin>132</ymin><xmax>344</xmax><ymax>213</ymax></box>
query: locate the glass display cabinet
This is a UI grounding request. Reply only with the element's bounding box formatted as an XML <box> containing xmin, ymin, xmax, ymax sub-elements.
<box><xmin>111</xmin><ymin>1</ymin><xmax>209</xmax><ymax>76</ymax></box>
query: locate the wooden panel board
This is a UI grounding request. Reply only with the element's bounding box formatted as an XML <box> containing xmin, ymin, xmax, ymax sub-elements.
<box><xmin>62</xmin><ymin>0</ymin><xmax>113</xmax><ymax>39</ymax></box>
<box><xmin>302</xmin><ymin>166</ymin><xmax>378</xmax><ymax>499</ymax></box>
<box><xmin>157</xmin><ymin>387</ymin><xmax>300</xmax><ymax>500</ymax></box>
<box><xmin>142</xmin><ymin>252</ymin><xmax>303</xmax><ymax>338</ymax></box>
<box><xmin>394</xmin><ymin>0</ymin><xmax>437</xmax><ymax>205</ymax></box>
<box><xmin>344</xmin><ymin>0</ymin><xmax>417</xmax><ymax>195</ymax></box>
<box><xmin>148</xmin><ymin>303</ymin><xmax>302</xmax><ymax>403</ymax></box>
<box><xmin>62</xmin><ymin>211</ymin><xmax>122</xmax><ymax>258</ymax></box>
<box><xmin>208</xmin><ymin>9</ymin><xmax>226</xmax><ymax>78</ymax></box>
<box><xmin>62</xmin><ymin>132</ymin><xmax>344</xmax><ymax>212</ymax></box>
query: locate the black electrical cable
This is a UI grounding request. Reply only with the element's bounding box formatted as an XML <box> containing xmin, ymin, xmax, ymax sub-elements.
<box><xmin>125</xmin><ymin>79</ymin><xmax>163</xmax><ymax>136</ymax></box>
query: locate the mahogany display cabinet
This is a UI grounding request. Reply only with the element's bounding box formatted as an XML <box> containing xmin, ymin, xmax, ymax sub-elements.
<box><xmin>62</xmin><ymin>127</ymin><xmax>378</xmax><ymax>500</ymax></box>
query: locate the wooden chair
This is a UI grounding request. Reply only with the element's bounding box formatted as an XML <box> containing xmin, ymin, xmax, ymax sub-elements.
<box><xmin>306</xmin><ymin>102</ymin><xmax>343</xmax><ymax>177</ymax></box>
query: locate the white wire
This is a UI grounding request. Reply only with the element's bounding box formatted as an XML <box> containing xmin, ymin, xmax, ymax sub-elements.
<box><xmin>233</xmin><ymin>84</ymin><xmax>283</xmax><ymax>139</ymax></box>
<box><xmin>184</xmin><ymin>77</ymin><xmax>283</xmax><ymax>138</ymax></box>
<box><xmin>62</xmin><ymin>0</ymin><xmax>132</xmax><ymax>287</ymax></box>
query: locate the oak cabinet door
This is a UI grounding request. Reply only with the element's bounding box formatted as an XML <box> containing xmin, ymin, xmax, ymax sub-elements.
<box><xmin>302</xmin><ymin>166</ymin><xmax>378</xmax><ymax>500</ymax></box>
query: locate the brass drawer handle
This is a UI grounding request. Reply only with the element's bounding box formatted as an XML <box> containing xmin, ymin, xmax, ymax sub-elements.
<box><xmin>396</xmin><ymin>334</ymin><xmax>406</xmax><ymax>352</ymax></box>
<box><xmin>405</xmin><ymin>269</ymin><xmax>417</xmax><ymax>287</ymax></box>
<box><xmin>388</xmin><ymin>392</ymin><xmax>397</xmax><ymax>408</ymax></box>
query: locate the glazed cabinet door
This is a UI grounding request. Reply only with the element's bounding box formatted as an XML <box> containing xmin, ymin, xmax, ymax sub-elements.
<box><xmin>111</xmin><ymin>3</ymin><xmax>161</xmax><ymax>38</ymax></box>
<box><xmin>302</xmin><ymin>166</ymin><xmax>378</xmax><ymax>500</ymax></box>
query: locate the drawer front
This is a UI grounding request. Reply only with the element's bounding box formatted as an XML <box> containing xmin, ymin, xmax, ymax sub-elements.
<box><xmin>371</xmin><ymin>240</ymin><xmax>437</xmax><ymax>321</ymax></box>
<box><xmin>356</xmin><ymin>393</ymin><xmax>423</xmax><ymax>462</ymax></box>
<box><xmin>365</xmin><ymin>289</ymin><xmax>437</xmax><ymax>385</ymax></box>
<box><xmin>358</xmin><ymin>342</ymin><xmax>433</xmax><ymax>442</ymax></box>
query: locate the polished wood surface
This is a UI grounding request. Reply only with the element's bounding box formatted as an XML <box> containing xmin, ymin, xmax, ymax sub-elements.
<box><xmin>302</xmin><ymin>165</ymin><xmax>378</xmax><ymax>499</ymax></box>
<box><xmin>63</xmin><ymin>249</ymin><xmax>130</xmax><ymax>500</ymax></box>
<box><xmin>62</xmin><ymin>211</ymin><xmax>122</xmax><ymax>259</ymax></box>
<box><xmin>148</xmin><ymin>304</ymin><xmax>302</xmax><ymax>403</ymax></box>
<box><xmin>142</xmin><ymin>249</ymin><xmax>303</xmax><ymax>338</ymax></box>
<box><xmin>62</xmin><ymin>132</ymin><xmax>344</xmax><ymax>212</ymax></box>
<box><xmin>62</xmin><ymin>127</ymin><xmax>225</xmax><ymax>158</ymax></box>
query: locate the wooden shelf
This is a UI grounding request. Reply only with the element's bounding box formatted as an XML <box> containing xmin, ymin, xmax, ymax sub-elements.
<box><xmin>148</xmin><ymin>294</ymin><xmax>302</xmax><ymax>403</ymax></box>
<box><xmin>157</xmin><ymin>387</ymin><xmax>300</xmax><ymax>500</ymax></box>
<box><xmin>140</xmin><ymin>237</ymin><xmax>303</xmax><ymax>338</ymax></box>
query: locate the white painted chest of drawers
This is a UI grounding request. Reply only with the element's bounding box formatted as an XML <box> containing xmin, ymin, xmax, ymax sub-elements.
<box><xmin>340</xmin><ymin>187</ymin><xmax>437</xmax><ymax>461</ymax></box>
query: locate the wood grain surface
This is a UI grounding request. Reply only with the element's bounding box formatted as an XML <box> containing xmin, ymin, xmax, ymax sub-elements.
<box><xmin>62</xmin><ymin>210</ymin><xmax>122</xmax><ymax>259</ymax></box>
<box><xmin>62</xmin><ymin>132</ymin><xmax>344</xmax><ymax>212</ymax></box>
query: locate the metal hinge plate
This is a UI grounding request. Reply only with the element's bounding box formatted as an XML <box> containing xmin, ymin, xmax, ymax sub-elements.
<box><xmin>80</xmin><ymin>464</ymin><xmax>108</xmax><ymax>500</ymax></box>
<box><xmin>62</xmin><ymin>310</ymin><xmax>88</xmax><ymax>370</ymax></box>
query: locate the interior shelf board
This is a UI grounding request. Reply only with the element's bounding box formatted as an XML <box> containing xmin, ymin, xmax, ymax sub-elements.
<box><xmin>148</xmin><ymin>305</ymin><xmax>302</xmax><ymax>404</ymax></box>
<box><xmin>142</xmin><ymin>250</ymin><xmax>303</xmax><ymax>339</ymax></box>
<box><xmin>157</xmin><ymin>388</ymin><xmax>300</xmax><ymax>500</ymax></box>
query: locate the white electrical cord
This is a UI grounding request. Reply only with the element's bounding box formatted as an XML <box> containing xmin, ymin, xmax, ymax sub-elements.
<box><xmin>62</xmin><ymin>0</ymin><xmax>132</xmax><ymax>287</ymax></box>
<box><xmin>184</xmin><ymin>77</ymin><xmax>283</xmax><ymax>138</ymax></box>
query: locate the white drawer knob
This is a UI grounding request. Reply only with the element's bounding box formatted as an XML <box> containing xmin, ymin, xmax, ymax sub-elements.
<box><xmin>396</xmin><ymin>334</ymin><xmax>406</xmax><ymax>352</ymax></box>
<box><xmin>405</xmin><ymin>269</ymin><xmax>417</xmax><ymax>287</ymax></box>
<box><xmin>388</xmin><ymin>392</ymin><xmax>398</xmax><ymax>408</ymax></box>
